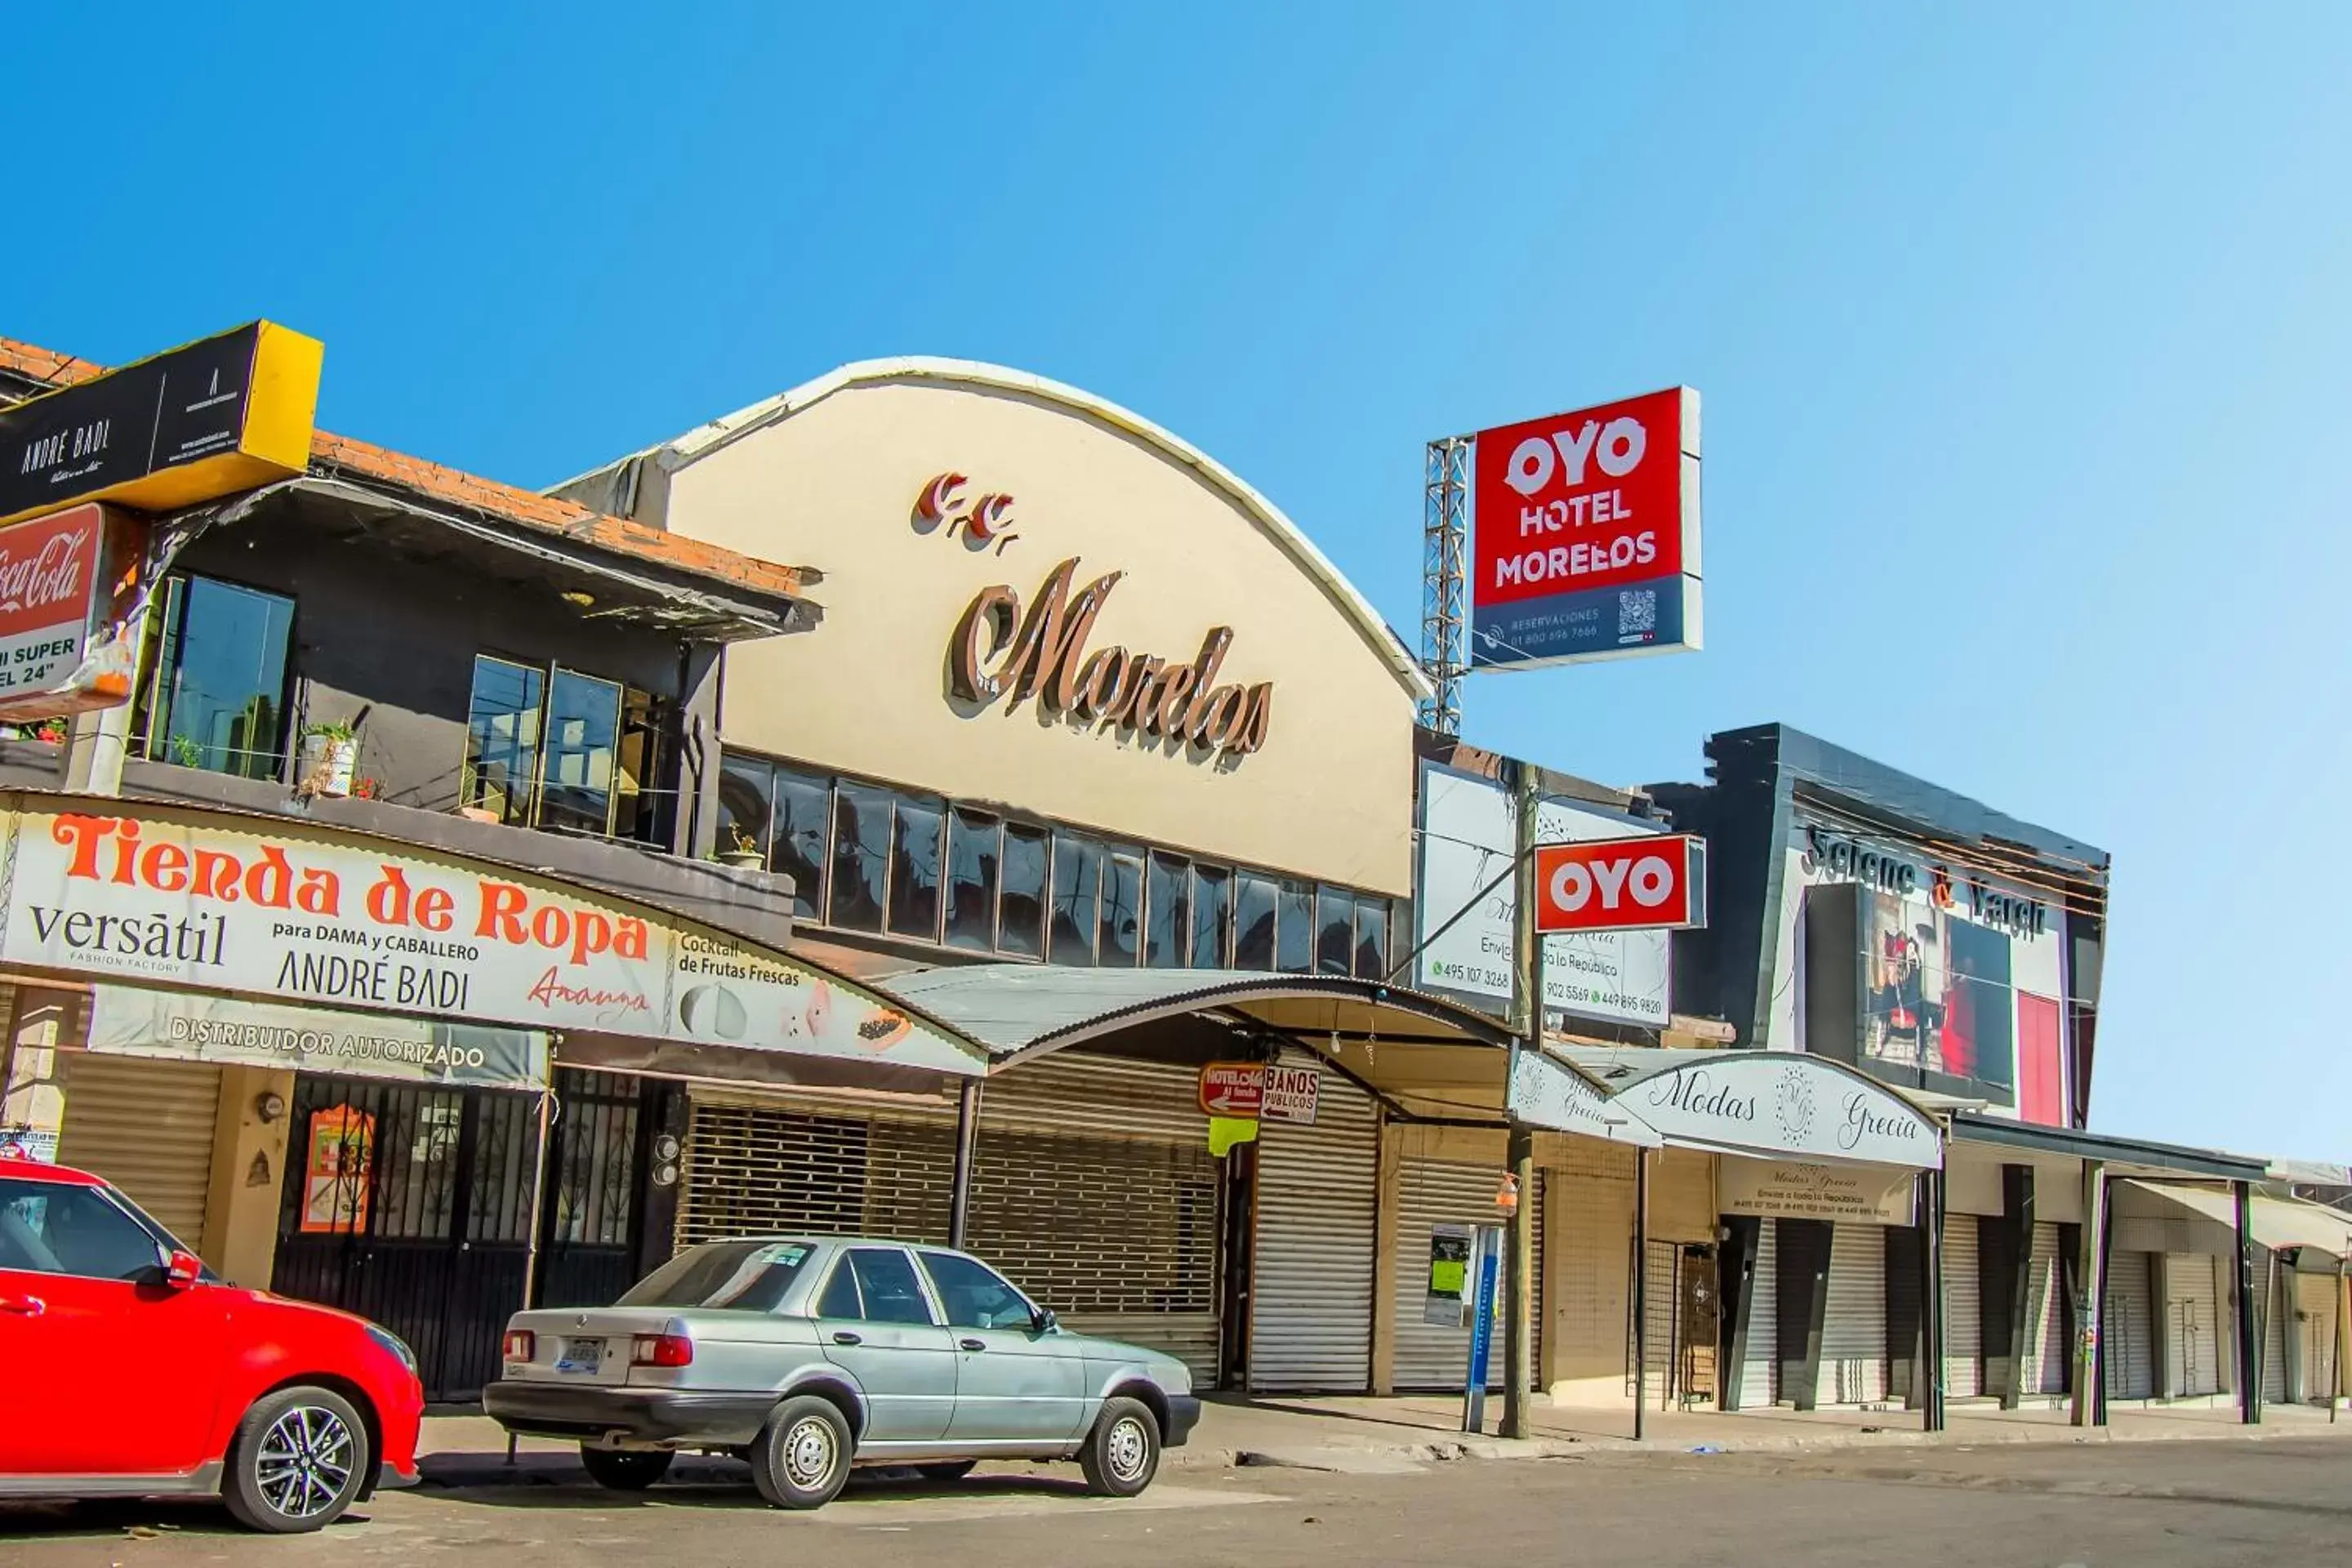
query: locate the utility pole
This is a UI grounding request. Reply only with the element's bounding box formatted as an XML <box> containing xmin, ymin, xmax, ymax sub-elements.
<box><xmin>1502</xmin><ymin>760</ymin><xmax>1539</xmax><ymax>1440</ymax></box>
<box><xmin>2072</xmin><ymin>1160</ymin><xmax>2105</xmax><ymax>1427</ymax></box>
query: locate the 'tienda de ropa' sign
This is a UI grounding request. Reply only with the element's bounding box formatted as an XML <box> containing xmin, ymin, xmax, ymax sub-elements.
<box><xmin>1468</xmin><ymin>386</ymin><xmax>1702</xmax><ymax>669</ymax></box>
<box><xmin>1612</xmin><ymin>1054</ymin><xmax>1943</xmax><ymax>1169</ymax></box>
<box><xmin>0</xmin><ymin>798</ymin><xmax>987</xmax><ymax>1077</ymax></box>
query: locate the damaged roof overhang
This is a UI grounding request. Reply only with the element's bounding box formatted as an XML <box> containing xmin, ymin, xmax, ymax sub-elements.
<box><xmin>189</xmin><ymin>476</ymin><xmax>819</xmax><ymax>644</ymax></box>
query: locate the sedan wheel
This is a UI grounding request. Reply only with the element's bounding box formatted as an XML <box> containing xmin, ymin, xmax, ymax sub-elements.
<box><xmin>224</xmin><ymin>1387</ymin><xmax>371</xmax><ymax>1533</ymax></box>
<box><xmin>1078</xmin><ymin>1396</ymin><xmax>1160</xmax><ymax>1498</ymax></box>
<box><xmin>750</xmin><ymin>1395</ymin><xmax>853</xmax><ymax>1510</ymax></box>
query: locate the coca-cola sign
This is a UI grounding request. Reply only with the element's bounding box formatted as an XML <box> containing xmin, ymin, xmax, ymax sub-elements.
<box><xmin>0</xmin><ymin>503</ymin><xmax>147</xmax><ymax>720</ymax></box>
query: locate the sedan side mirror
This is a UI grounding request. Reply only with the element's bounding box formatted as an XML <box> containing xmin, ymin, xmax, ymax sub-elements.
<box><xmin>1031</xmin><ymin>1307</ymin><xmax>1058</xmax><ymax>1335</ymax></box>
<box><xmin>163</xmin><ymin>1249</ymin><xmax>203</xmax><ymax>1290</ymax></box>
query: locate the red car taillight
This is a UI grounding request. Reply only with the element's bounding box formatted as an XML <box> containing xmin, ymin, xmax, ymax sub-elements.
<box><xmin>503</xmin><ymin>1330</ymin><xmax>537</xmax><ymax>1362</ymax></box>
<box><xmin>631</xmin><ymin>1334</ymin><xmax>693</xmax><ymax>1368</ymax></box>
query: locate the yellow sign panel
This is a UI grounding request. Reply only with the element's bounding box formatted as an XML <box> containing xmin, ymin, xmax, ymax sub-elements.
<box><xmin>0</xmin><ymin>321</ymin><xmax>323</xmax><ymax>529</ymax></box>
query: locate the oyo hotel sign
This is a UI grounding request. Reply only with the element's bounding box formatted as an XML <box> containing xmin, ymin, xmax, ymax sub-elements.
<box><xmin>1532</xmin><ymin>833</ymin><xmax>1708</xmax><ymax>933</ymax></box>
<box><xmin>932</xmin><ymin>474</ymin><xmax>1275</xmax><ymax>760</ymax></box>
<box><xmin>1468</xmin><ymin>386</ymin><xmax>1702</xmax><ymax>669</ymax></box>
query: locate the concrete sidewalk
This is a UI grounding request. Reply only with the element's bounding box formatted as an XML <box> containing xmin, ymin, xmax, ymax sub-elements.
<box><xmin>415</xmin><ymin>1392</ymin><xmax>2352</xmax><ymax>1486</ymax></box>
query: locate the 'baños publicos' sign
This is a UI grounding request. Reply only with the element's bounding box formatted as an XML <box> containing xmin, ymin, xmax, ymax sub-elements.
<box><xmin>0</xmin><ymin>797</ymin><xmax>985</xmax><ymax>1076</ymax></box>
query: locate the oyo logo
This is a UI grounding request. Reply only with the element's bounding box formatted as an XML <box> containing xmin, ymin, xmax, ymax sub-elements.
<box><xmin>1503</xmin><ymin>415</ymin><xmax>1647</xmax><ymax>497</ymax></box>
<box><xmin>1531</xmin><ymin>833</ymin><xmax>1705</xmax><ymax>934</ymax></box>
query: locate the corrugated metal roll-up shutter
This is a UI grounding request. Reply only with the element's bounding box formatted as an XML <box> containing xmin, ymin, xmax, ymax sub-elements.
<box><xmin>2297</xmin><ymin>1272</ymin><xmax>2339</xmax><ymax>1405</ymax></box>
<box><xmin>1633</xmin><ymin>1238</ymin><xmax>1678</xmax><ymax>1407</ymax></box>
<box><xmin>2025</xmin><ymin>1223</ymin><xmax>2068</xmax><ymax>1395</ymax></box>
<box><xmin>677</xmin><ymin>1054</ymin><xmax>1224</xmax><ymax>1383</ymax></box>
<box><xmin>974</xmin><ymin>1055</ymin><xmax>1220</xmax><ymax>1383</ymax></box>
<box><xmin>2105</xmin><ymin>1251</ymin><xmax>2158</xmax><ymax>1398</ymax></box>
<box><xmin>2167</xmin><ymin>1254</ymin><xmax>2222</xmax><ymax>1396</ymax></box>
<box><xmin>1821</xmin><ymin>1222</ymin><xmax>1888</xmax><ymax>1405</ymax></box>
<box><xmin>1944</xmin><ymin>1215</ymin><xmax>1982</xmax><ymax>1398</ymax></box>
<box><xmin>1250</xmin><ymin>1054</ymin><xmax>1378</xmax><ymax>1392</ymax></box>
<box><xmin>56</xmin><ymin>1054</ymin><xmax>222</xmax><ymax>1249</ymax></box>
<box><xmin>1393</xmin><ymin>1157</ymin><xmax>1519</xmax><ymax>1390</ymax></box>
<box><xmin>2262</xmin><ymin>1263</ymin><xmax>2289</xmax><ymax>1405</ymax></box>
<box><xmin>1739</xmin><ymin>1219</ymin><xmax>1779</xmax><ymax>1408</ymax></box>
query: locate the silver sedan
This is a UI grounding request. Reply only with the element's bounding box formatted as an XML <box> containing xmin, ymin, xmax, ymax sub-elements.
<box><xmin>483</xmin><ymin>1236</ymin><xmax>1200</xmax><ymax>1508</ymax></box>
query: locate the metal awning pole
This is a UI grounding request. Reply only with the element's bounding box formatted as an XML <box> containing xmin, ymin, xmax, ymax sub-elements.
<box><xmin>2071</xmin><ymin>1160</ymin><xmax>2105</xmax><ymax>1427</ymax></box>
<box><xmin>2234</xmin><ymin>1179</ymin><xmax>2261</xmax><ymax>1425</ymax></box>
<box><xmin>949</xmin><ymin>1079</ymin><xmax>983</xmax><ymax>1250</ymax></box>
<box><xmin>2335</xmin><ymin>1255</ymin><xmax>2346</xmax><ymax>1424</ymax></box>
<box><xmin>1502</xmin><ymin>761</ymin><xmax>1539</xmax><ymax>1441</ymax></box>
<box><xmin>510</xmin><ymin>1076</ymin><xmax>556</xmax><ymax>1466</ymax></box>
<box><xmin>1633</xmin><ymin>1147</ymin><xmax>1650</xmax><ymax>1442</ymax></box>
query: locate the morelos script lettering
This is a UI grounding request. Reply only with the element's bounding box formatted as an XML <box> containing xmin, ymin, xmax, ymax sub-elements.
<box><xmin>949</xmin><ymin>556</ymin><xmax>1272</xmax><ymax>758</ymax></box>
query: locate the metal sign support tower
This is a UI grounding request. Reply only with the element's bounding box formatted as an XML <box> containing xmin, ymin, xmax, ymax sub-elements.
<box><xmin>1418</xmin><ymin>435</ymin><xmax>1472</xmax><ymax>736</ymax></box>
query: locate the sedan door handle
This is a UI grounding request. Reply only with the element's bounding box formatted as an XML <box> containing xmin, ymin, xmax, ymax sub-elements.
<box><xmin>960</xmin><ymin>1338</ymin><xmax>987</xmax><ymax>1352</ymax></box>
<box><xmin>0</xmin><ymin>1294</ymin><xmax>45</xmax><ymax>1316</ymax></box>
<box><xmin>831</xmin><ymin>1330</ymin><xmax>862</xmax><ymax>1346</ymax></box>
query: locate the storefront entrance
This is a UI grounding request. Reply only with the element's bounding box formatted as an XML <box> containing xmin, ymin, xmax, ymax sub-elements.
<box><xmin>272</xmin><ymin>1068</ymin><xmax>653</xmax><ymax>1403</ymax></box>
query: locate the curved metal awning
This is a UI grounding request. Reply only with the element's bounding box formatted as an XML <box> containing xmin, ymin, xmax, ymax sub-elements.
<box><xmin>875</xmin><ymin>964</ymin><xmax>1520</xmax><ymax>1066</ymax></box>
<box><xmin>1570</xmin><ymin>1047</ymin><xmax>1945</xmax><ymax>1169</ymax></box>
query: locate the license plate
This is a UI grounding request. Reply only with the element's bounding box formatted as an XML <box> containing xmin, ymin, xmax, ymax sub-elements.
<box><xmin>555</xmin><ymin>1338</ymin><xmax>604</xmax><ymax>1374</ymax></box>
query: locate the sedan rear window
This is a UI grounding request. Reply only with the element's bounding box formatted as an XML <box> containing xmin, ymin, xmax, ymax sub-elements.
<box><xmin>619</xmin><ymin>1241</ymin><xmax>816</xmax><ymax>1312</ymax></box>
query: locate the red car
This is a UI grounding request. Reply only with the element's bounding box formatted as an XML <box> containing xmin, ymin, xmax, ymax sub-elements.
<box><xmin>0</xmin><ymin>1154</ymin><xmax>422</xmax><ymax>1532</ymax></box>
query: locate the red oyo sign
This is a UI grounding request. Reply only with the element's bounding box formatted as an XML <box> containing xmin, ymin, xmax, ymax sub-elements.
<box><xmin>1472</xmin><ymin>387</ymin><xmax>1689</xmax><ymax>609</ymax></box>
<box><xmin>1533</xmin><ymin>834</ymin><xmax>1708</xmax><ymax>934</ymax></box>
<box><xmin>1199</xmin><ymin>1062</ymin><xmax>1264</xmax><ymax>1118</ymax></box>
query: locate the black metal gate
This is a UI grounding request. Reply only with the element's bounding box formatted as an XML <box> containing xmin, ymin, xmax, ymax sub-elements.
<box><xmin>271</xmin><ymin>1068</ymin><xmax>653</xmax><ymax>1404</ymax></box>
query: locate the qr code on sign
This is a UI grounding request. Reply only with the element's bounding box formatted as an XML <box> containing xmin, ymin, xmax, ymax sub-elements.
<box><xmin>1618</xmin><ymin>589</ymin><xmax>1658</xmax><ymax>635</ymax></box>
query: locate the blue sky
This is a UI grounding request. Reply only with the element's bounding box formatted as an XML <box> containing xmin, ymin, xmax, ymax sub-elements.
<box><xmin>7</xmin><ymin>5</ymin><xmax>2346</xmax><ymax>1156</ymax></box>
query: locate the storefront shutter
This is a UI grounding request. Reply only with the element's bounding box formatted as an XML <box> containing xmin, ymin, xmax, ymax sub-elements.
<box><xmin>2296</xmin><ymin>1272</ymin><xmax>2339</xmax><ymax>1405</ymax></box>
<box><xmin>1943</xmin><ymin>1214</ymin><xmax>1982</xmax><ymax>1399</ymax></box>
<box><xmin>1740</xmin><ymin>1218</ymin><xmax>1779</xmax><ymax>1407</ymax></box>
<box><xmin>1250</xmin><ymin>1054</ymin><xmax>1377</xmax><ymax>1392</ymax></box>
<box><xmin>677</xmin><ymin>1054</ymin><xmax>1223</xmax><ymax>1382</ymax></box>
<box><xmin>56</xmin><ymin>1054</ymin><xmax>222</xmax><ymax>1250</ymax></box>
<box><xmin>1820</xmin><ymin>1221</ymin><xmax>1887</xmax><ymax>1405</ymax></box>
<box><xmin>2026</xmin><ymin>1222</ymin><xmax>2069</xmax><ymax>1395</ymax></box>
<box><xmin>2104</xmin><ymin>1250</ymin><xmax>2158</xmax><ymax>1398</ymax></box>
<box><xmin>1391</xmin><ymin>1156</ymin><xmax>1533</xmax><ymax>1392</ymax></box>
<box><xmin>2166</xmin><ymin>1253</ymin><xmax>2222</xmax><ymax>1396</ymax></box>
<box><xmin>2262</xmin><ymin>1263</ymin><xmax>2289</xmax><ymax>1405</ymax></box>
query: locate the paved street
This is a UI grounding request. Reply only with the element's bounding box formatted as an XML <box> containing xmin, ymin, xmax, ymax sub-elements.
<box><xmin>7</xmin><ymin>1437</ymin><xmax>2352</xmax><ymax>1567</ymax></box>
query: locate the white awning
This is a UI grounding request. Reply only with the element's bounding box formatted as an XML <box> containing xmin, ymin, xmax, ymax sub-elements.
<box><xmin>2124</xmin><ymin>1183</ymin><xmax>2352</xmax><ymax>1260</ymax></box>
<box><xmin>1572</xmin><ymin>1048</ymin><xmax>1944</xmax><ymax>1170</ymax></box>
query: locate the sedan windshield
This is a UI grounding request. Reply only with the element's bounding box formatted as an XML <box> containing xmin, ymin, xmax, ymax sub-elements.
<box><xmin>619</xmin><ymin>1240</ymin><xmax>817</xmax><ymax>1312</ymax></box>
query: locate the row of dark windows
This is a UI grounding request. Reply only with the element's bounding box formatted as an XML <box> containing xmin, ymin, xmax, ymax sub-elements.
<box><xmin>718</xmin><ymin>751</ymin><xmax>1396</xmax><ymax>978</ymax></box>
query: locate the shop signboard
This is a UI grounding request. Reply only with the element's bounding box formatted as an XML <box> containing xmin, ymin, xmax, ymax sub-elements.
<box><xmin>1533</xmin><ymin>832</ymin><xmax>1707</xmax><ymax>934</ymax></box>
<box><xmin>1718</xmin><ymin>1158</ymin><xmax>1918</xmax><ymax>1225</ymax></box>
<box><xmin>1506</xmin><ymin>1049</ymin><xmax>1661</xmax><ymax>1146</ymax></box>
<box><xmin>1613</xmin><ymin>1054</ymin><xmax>1943</xmax><ymax>1169</ymax></box>
<box><xmin>0</xmin><ymin>798</ymin><xmax>987</xmax><ymax>1077</ymax></box>
<box><xmin>1196</xmin><ymin>1060</ymin><xmax>1319</xmax><ymax>1124</ymax></box>
<box><xmin>1413</xmin><ymin>761</ymin><xmax>1673</xmax><ymax>1027</ymax></box>
<box><xmin>0</xmin><ymin>321</ymin><xmax>324</xmax><ymax>529</ymax></box>
<box><xmin>0</xmin><ymin>503</ymin><xmax>151</xmax><ymax>722</ymax></box>
<box><xmin>87</xmin><ymin>984</ymin><xmax>549</xmax><ymax>1090</ymax></box>
<box><xmin>1468</xmin><ymin>385</ymin><xmax>1701</xmax><ymax>669</ymax></box>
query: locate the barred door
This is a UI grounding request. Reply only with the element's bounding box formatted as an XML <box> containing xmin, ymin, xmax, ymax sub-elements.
<box><xmin>535</xmin><ymin>1068</ymin><xmax>648</xmax><ymax>1309</ymax></box>
<box><xmin>271</xmin><ymin>1075</ymin><xmax>540</xmax><ymax>1403</ymax></box>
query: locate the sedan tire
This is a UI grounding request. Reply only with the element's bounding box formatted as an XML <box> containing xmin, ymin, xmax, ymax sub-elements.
<box><xmin>581</xmin><ymin>1446</ymin><xmax>675</xmax><ymax>1490</ymax></box>
<box><xmin>749</xmin><ymin>1395</ymin><xmax>853</xmax><ymax>1510</ymax></box>
<box><xmin>1077</xmin><ymin>1396</ymin><xmax>1160</xmax><ymax>1498</ymax></box>
<box><xmin>222</xmin><ymin>1385</ymin><xmax>372</xmax><ymax>1534</ymax></box>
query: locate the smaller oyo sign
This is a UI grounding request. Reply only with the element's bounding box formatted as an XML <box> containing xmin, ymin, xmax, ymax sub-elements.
<box><xmin>1532</xmin><ymin>833</ymin><xmax>1707</xmax><ymax>933</ymax></box>
<box><xmin>0</xmin><ymin>503</ymin><xmax>148</xmax><ymax>722</ymax></box>
<box><xmin>1198</xmin><ymin>1061</ymin><xmax>1320</xmax><ymax>1124</ymax></box>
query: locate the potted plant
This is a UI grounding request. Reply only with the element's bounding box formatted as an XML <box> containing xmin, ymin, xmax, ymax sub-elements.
<box><xmin>299</xmin><ymin>719</ymin><xmax>361</xmax><ymax>799</ymax></box>
<box><xmin>719</xmin><ymin>822</ymin><xmax>765</xmax><ymax>869</ymax></box>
